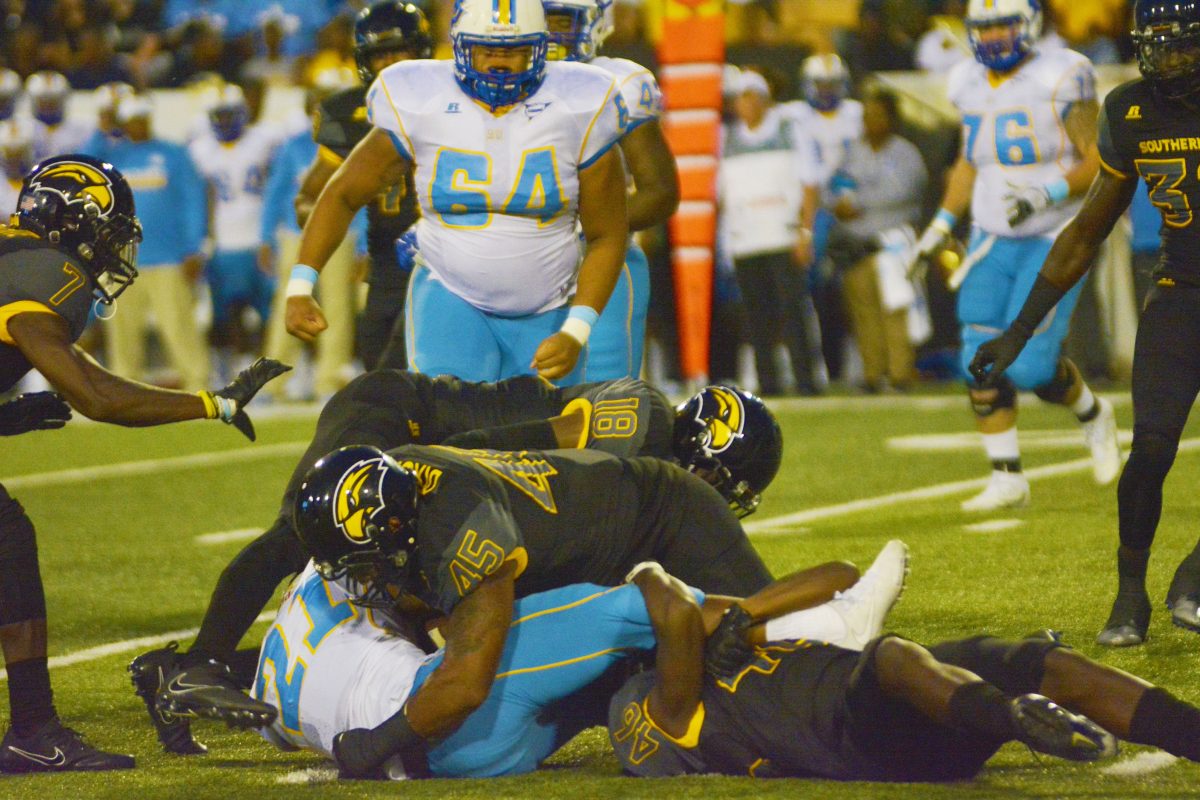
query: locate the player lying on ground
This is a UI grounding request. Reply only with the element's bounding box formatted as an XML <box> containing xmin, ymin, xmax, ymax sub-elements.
<box><xmin>608</xmin><ymin>564</ymin><xmax>1200</xmax><ymax>781</ymax></box>
<box><xmin>131</xmin><ymin>376</ymin><xmax>782</xmax><ymax>753</ymax></box>
<box><xmin>249</xmin><ymin>541</ymin><xmax>908</xmax><ymax>778</ymax></box>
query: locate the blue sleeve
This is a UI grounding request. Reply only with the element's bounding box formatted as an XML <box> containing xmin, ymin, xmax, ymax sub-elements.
<box><xmin>172</xmin><ymin>145</ymin><xmax>207</xmax><ymax>256</ymax></box>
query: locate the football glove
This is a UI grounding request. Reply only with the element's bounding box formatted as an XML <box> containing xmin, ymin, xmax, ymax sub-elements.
<box><xmin>704</xmin><ymin>604</ymin><xmax>756</xmax><ymax>680</ymax></box>
<box><xmin>969</xmin><ymin>328</ymin><xmax>1030</xmax><ymax>387</ymax></box>
<box><xmin>1004</xmin><ymin>183</ymin><xmax>1053</xmax><ymax>228</ymax></box>
<box><xmin>395</xmin><ymin>229</ymin><xmax>419</xmax><ymax>273</ymax></box>
<box><xmin>0</xmin><ymin>392</ymin><xmax>71</xmax><ymax>436</ymax></box>
<box><xmin>200</xmin><ymin>358</ymin><xmax>291</xmax><ymax>441</ymax></box>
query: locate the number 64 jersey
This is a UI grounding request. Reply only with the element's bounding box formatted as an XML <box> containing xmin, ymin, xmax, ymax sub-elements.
<box><xmin>367</xmin><ymin>60</ymin><xmax>624</xmax><ymax>317</ymax></box>
<box><xmin>947</xmin><ymin>47</ymin><xmax>1096</xmax><ymax>238</ymax></box>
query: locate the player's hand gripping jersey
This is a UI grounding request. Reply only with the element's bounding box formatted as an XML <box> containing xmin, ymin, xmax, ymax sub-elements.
<box><xmin>366</xmin><ymin>59</ymin><xmax>624</xmax><ymax>315</ymax></box>
<box><xmin>947</xmin><ymin>47</ymin><xmax>1096</xmax><ymax>237</ymax></box>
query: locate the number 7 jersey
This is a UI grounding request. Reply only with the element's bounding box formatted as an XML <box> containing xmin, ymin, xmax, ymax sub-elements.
<box><xmin>367</xmin><ymin>60</ymin><xmax>624</xmax><ymax>316</ymax></box>
<box><xmin>947</xmin><ymin>47</ymin><xmax>1096</xmax><ymax>238</ymax></box>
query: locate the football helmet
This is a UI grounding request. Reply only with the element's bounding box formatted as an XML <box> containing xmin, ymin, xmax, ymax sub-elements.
<box><xmin>0</xmin><ymin>119</ymin><xmax>34</xmax><ymax>179</ymax></box>
<box><xmin>451</xmin><ymin>0</ymin><xmax>549</xmax><ymax>110</ymax></box>
<box><xmin>15</xmin><ymin>155</ymin><xmax>142</xmax><ymax>303</ymax></box>
<box><xmin>542</xmin><ymin>0</ymin><xmax>605</xmax><ymax>62</ymax></box>
<box><xmin>801</xmin><ymin>54</ymin><xmax>849</xmax><ymax>112</ymax></box>
<box><xmin>672</xmin><ymin>386</ymin><xmax>783</xmax><ymax>518</ymax></box>
<box><xmin>208</xmin><ymin>84</ymin><xmax>248</xmax><ymax>143</ymax></box>
<box><xmin>0</xmin><ymin>69</ymin><xmax>21</xmax><ymax>121</ymax></box>
<box><xmin>25</xmin><ymin>71</ymin><xmax>69</xmax><ymax>127</ymax></box>
<box><xmin>1133</xmin><ymin>0</ymin><xmax>1200</xmax><ymax>100</ymax></box>
<box><xmin>354</xmin><ymin>1</ymin><xmax>435</xmax><ymax>84</ymax></box>
<box><xmin>293</xmin><ymin>445</ymin><xmax>421</xmax><ymax>607</ymax></box>
<box><xmin>965</xmin><ymin>0</ymin><xmax>1041</xmax><ymax>72</ymax></box>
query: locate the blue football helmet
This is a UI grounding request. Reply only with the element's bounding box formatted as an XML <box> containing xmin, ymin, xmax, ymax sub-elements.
<box><xmin>208</xmin><ymin>84</ymin><xmax>248</xmax><ymax>143</ymax></box>
<box><xmin>25</xmin><ymin>71</ymin><xmax>69</xmax><ymax>127</ymax></box>
<box><xmin>451</xmin><ymin>0</ymin><xmax>549</xmax><ymax>110</ymax></box>
<box><xmin>293</xmin><ymin>445</ymin><xmax>421</xmax><ymax>607</ymax></box>
<box><xmin>672</xmin><ymin>386</ymin><xmax>783</xmax><ymax>518</ymax></box>
<box><xmin>1133</xmin><ymin>0</ymin><xmax>1200</xmax><ymax>100</ymax></box>
<box><xmin>542</xmin><ymin>0</ymin><xmax>605</xmax><ymax>62</ymax></box>
<box><xmin>801</xmin><ymin>54</ymin><xmax>849</xmax><ymax>112</ymax></box>
<box><xmin>965</xmin><ymin>0</ymin><xmax>1041</xmax><ymax>72</ymax></box>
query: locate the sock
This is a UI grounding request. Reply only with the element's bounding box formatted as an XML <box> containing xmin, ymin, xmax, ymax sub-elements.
<box><xmin>1072</xmin><ymin>384</ymin><xmax>1099</xmax><ymax>422</ymax></box>
<box><xmin>1117</xmin><ymin>545</ymin><xmax>1150</xmax><ymax>594</ymax></box>
<box><xmin>1128</xmin><ymin>687</ymin><xmax>1200</xmax><ymax>762</ymax></box>
<box><xmin>7</xmin><ymin>658</ymin><xmax>55</xmax><ymax>735</ymax></box>
<box><xmin>764</xmin><ymin>603</ymin><xmax>847</xmax><ymax>644</ymax></box>
<box><xmin>948</xmin><ymin>681</ymin><xmax>1016</xmax><ymax>742</ymax></box>
<box><xmin>982</xmin><ymin>429</ymin><xmax>1021</xmax><ymax>473</ymax></box>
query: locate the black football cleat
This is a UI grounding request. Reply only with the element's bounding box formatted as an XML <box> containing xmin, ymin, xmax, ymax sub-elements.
<box><xmin>1169</xmin><ymin>594</ymin><xmax>1200</xmax><ymax>634</ymax></box>
<box><xmin>1009</xmin><ymin>694</ymin><xmax>1117</xmax><ymax>763</ymax></box>
<box><xmin>156</xmin><ymin>659</ymin><xmax>278</xmax><ymax>730</ymax></box>
<box><xmin>1096</xmin><ymin>589</ymin><xmax>1151</xmax><ymax>647</ymax></box>
<box><xmin>129</xmin><ymin>642</ymin><xmax>207</xmax><ymax>755</ymax></box>
<box><xmin>0</xmin><ymin>718</ymin><xmax>134</xmax><ymax>773</ymax></box>
<box><xmin>332</xmin><ymin>729</ymin><xmax>391</xmax><ymax>780</ymax></box>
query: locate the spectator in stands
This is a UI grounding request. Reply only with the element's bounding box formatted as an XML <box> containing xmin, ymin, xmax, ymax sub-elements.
<box><xmin>1044</xmin><ymin>0</ymin><xmax>1125</xmax><ymax>65</ymax></box>
<box><xmin>830</xmin><ymin>89</ymin><xmax>927</xmax><ymax>393</ymax></box>
<box><xmin>241</xmin><ymin>9</ymin><xmax>301</xmax><ymax>87</ymax></box>
<box><xmin>4</xmin><ymin>24</ymin><xmax>43</xmax><ymax>79</ymax></box>
<box><xmin>0</xmin><ymin>119</ymin><xmax>35</xmax><ymax>215</ymax></box>
<box><xmin>103</xmin><ymin>94</ymin><xmax>211</xmax><ymax>391</ymax></box>
<box><xmin>300</xmin><ymin>13</ymin><xmax>357</xmax><ymax>88</ymax></box>
<box><xmin>26</xmin><ymin>71</ymin><xmax>94</xmax><ymax>159</ymax></box>
<box><xmin>838</xmin><ymin>0</ymin><xmax>915</xmax><ymax>81</ymax></box>
<box><xmin>916</xmin><ymin>0</ymin><xmax>971</xmax><ymax>72</ymax></box>
<box><xmin>719</xmin><ymin>69</ymin><xmax>819</xmax><ymax>396</ymax></box>
<box><xmin>0</xmin><ymin>71</ymin><xmax>22</xmax><ymax>122</ymax></box>
<box><xmin>66</xmin><ymin>27</ymin><xmax>135</xmax><ymax>89</ymax></box>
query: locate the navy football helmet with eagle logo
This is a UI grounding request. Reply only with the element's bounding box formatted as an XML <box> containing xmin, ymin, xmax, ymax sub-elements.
<box><xmin>15</xmin><ymin>154</ymin><xmax>141</xmax><ymax>303</ymax></box>
<box><xmin>1133</xmin><ymin>0</ymin><xmax>1200</xmax><ymax>100</ymax></box>
<box><xmin>354</xmin><ymin>1</ymin><xmax>434</xmax><ymax>84</ymax></box>
<box><xmin>293</xmin><ymin>445</ymin><xmax>421</xmax><ymax>606</ymax></box>
<box><xmin>672</xmin><ymin>386</ymin><xmax>783</xmax><ymax>518</ymax></box>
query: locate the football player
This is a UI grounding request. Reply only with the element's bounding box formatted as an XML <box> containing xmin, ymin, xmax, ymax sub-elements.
<box><xmin>250</xmin><ymin>544</ymin><xmax>907</xmax><ymax>778</ymax></box>
<box><xmin>133</xmin><ymin>376</ymin><xmax>783</xmax><ymax>753</ymax></box>
<box><xmin>913</xmin><ymin>0</ymin><xmax>1121</xmax><ymax>512</ymax></box>
<box><xmin>0</xmin><ymin>155</ymin><xmax>286</xmax><ymax>773</ymax></box>
<box><xmin>543</xmin><ymin>0</ymin><xmax>679</xmax><ymax>380</ymax></box>
<box><xmin>25</xmin><ymin>72</ymin><xmax>93</xmax><ymax>161</ymax></box>
<box><xmin>294</xmin><ymin>1</ymin><xmax>431</xmax><ymax>372</ymax></box>
<box><xmin>970</xmin><ymin>0</ymin><xmax>1200</xmax><ymax>646</ymax></box>
<box><xmin>609</xmin><ymin>568</ymin><xmax>1200</xmax><ymax>781</ymax></box>
<box><xmin>285</xmin><ymin>0</ymin><xmax>628</xmax><ymax>386</ymax></box>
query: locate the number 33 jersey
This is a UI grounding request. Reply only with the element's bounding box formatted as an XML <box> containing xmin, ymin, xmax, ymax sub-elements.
<box><xmin>366</xmin><ymin>60</ymin><xmax>624</xmax><ymax>316</ymax></box>
<box><xmin>947</xmin><ymin>47</ymin><xmax>1096</xmax><ymax>238</ymax></box>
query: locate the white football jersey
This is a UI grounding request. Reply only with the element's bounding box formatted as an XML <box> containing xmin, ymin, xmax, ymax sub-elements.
<box><xmin>782</xmin><ymin>98</ymin><xmax>864</xmax><ymax>194</ymax></box>
<box><xmin>252</xmin><ymin>563</ymin><xmax>432</xmax><ymax>760</ymax></box>
<box><xmin>947</xmin><ymin>47</ymin><xmax>1096</xmax><ymax>238</ymax></box>
<box><xmin>367</xmin><ymin>59</ymin><xmax>623</xmax><ymax>316</ymax></box>
<box><xmin>592</xmin><ymin>56</ymin><xmax>663</xmax><ymax>129</ymax></box>
<box><xmin>32</xmin><ymin>118</ymin><xmax>94</xmax><ymax>162</ymax></box>
<box><xmin>188</xmin><ymin>123</ymin><xmax>285</xmax><ymax>252</ymax></box>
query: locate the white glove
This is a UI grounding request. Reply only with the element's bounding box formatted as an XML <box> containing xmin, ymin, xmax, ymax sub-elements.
<box><xmin>1004</xmin><ymin>183</ymin><xmax>1053</xmax><ymax>228</ymax></box>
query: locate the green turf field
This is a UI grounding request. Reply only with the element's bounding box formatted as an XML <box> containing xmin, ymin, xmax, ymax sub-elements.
<box><xmin>3</xmin><ymin>391</ymin><xmax>1200</xmax><ymax>799</ymax></box>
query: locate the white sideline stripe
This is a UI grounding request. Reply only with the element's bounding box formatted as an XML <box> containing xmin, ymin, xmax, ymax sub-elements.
<box><xmin>767</xmin><ymin>391</ymin><xmax>1132</xmax><ymax>414</ymax></box>
<box><xmin>746</xmin><ymin>438</ymin><xmax>1200</xmax><ymax>535</ymax></box>
<box><xmin>888</xmin><ymin>429</ymin><xmax>1135</xmax><ymax>452</ymax></box>
<box><xmin>277</xmin><ymin>767</ymin><xmax>338</xmax><ymax>785</ymax></box>
<box><xmin>195</xmin><ymin>528</ymin><xmax>262</xmax><ymax>546</ymax></box>
<box><xmin>0</xmin><ymin>442</ymin><xmax>308</xmax><ymax>490</ymax></box>
<box><xmin>0</xmin><ymin>612</ymin><xmax>275</xmax><ymax>682</ymax></box>
<box><xmin>963</xmin><ymin>519</ymin><xmax>1024</xmax><ymax>533</ymax></box>
<box><xmin>1100</xmin><ymin>751</ymin><xmax>1178</xmax><ymax>776</ymax></box>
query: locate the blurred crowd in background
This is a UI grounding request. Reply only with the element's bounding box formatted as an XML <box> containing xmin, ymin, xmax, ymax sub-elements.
<box><xmin>0</xmin><ymin>0</ymin><xmax>1148</xmax><ymax>399</ymax></box>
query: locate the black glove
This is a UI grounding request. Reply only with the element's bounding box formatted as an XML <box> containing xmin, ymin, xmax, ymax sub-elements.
<box><xmin>704</xmin><ymin>604</ymin><xmax>755</xmax><ymax>680</ymax></box>
<box><xmin>210</xmin><ymin>358</ymin><xmax>291</xmax><ymax>441</ymax></box>
<box><xmin>0</xmin><ymin>392</ymin><xmax>72</xmax><ymax>436</ymax></box>
<box><xmin>969</xmin><ymin>328</ymin><xmax>1029</xmax><ymax>387</ymax></box>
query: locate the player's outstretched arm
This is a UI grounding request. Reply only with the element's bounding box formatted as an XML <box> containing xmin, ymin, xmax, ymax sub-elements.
<box><xmin>970</xmin><ymin>168</ymin><xmax>1137</xmax><ymax>386</ymax></box>
<box><xmin>620</xmin><ymin>120</ymin><xmax>679</xmax><ymax>231</ymax></box>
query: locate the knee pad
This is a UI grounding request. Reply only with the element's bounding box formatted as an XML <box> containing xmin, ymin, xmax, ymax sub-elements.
<box><xmin>1033</xmin><ymin>359</ymin><xmax>1075</xmax><ymax>404</ymax></box>
<box><xmin>968</xmin><ymin>377</ymin><xmax>1016</xmax><ymax>418</ymax></box>
<box><xmin>928</xmin><ymin>634</ymin><xmax>1066</xmax><ymax>695</ymax></box>
<box><xmin>0</xmin><ymin>490</ymin><xmax>46</xmax><ymax>626</ymax></box>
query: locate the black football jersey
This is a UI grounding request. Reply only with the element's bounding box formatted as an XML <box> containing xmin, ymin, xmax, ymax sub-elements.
<box><xmin>315</xmin><ymin>85</ymin><xmax>418</xmax><ymax>287</ymax></box>
<box><xmin>1099</xmin><ymin>78</ymin><xmax>1200</xmax><ymax>285</ymax></box>
<box><xmin>387</xmin><ymin>444</ymin><xmax>669</xmax><ymax>614</ymax></box>
<box><xmin>0</xmin><ymin>230</ymin><xmax>94</xmax><ymax>392</ymax></box>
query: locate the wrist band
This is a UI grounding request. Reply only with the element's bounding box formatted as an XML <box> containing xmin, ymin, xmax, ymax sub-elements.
<box><xmin>1044</xmin><ymin>177</ymin><xmax>1070</xmax><ymax>205</ymax></box>
<box><xmin>286</xmin><ymin>264</ymin><xmax>319</xmax><ymax>298</ymax></box>
<box><xmin>933</xmin><ymin>208</ymin><xmax>958</xmax><ymax>233</ymax></box>
<box><xmin>560</xmin><ymin>305</ymin><xmax>599</xmax><ymax>346</ymax></box>
<box><xmin>197</xmin><ymin>391</ymin><xmax>218</xmax><ymax>420</ymax></box>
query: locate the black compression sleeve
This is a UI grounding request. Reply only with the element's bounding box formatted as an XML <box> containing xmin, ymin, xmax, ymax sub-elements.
<box><xmin>1010</xmin><ymin>274</ymin><xmax>1067</xmax><ymax>339</ymax></box>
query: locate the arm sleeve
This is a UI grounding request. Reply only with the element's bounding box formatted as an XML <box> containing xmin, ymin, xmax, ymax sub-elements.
<box><xmin>619</xmin><ymin>71</ymin><xmax>663</xmax><ymax>132</ymax></box>
<box><xmin>579</xmin><ymin>78</ymin><xmax>624</xmax><ymax>169</ymax></box>
<box><xmin>422</xmin><ymin>488</ymin><xmax>525</xmax><ymax>614</ymax></box>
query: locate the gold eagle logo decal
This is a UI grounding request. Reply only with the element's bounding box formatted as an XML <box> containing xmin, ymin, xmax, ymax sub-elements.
<box><xmin>28</xmin><ymin>161</ymin><xmax>116</xmax><ymax>216</ymax></box>
<box><xmin>333</xmin><ymin>457</ymin><xmax>387</xmax><ymax>545</ymax></box>
<box><xmin>703</xmin><ymin>387</ymin><xmax>744</xmax><ymax>454</ymax></box>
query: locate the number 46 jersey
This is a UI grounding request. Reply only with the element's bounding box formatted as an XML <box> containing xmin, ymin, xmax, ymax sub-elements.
<box><xmin>947</xmin><ymin>47</ymin><xmax>1096</xmax><ymax>238</ymax></box>
<box><xmin>366</xmin><ymin>60</ymin><xmax>624</xmax><ymax>316</ymax></box>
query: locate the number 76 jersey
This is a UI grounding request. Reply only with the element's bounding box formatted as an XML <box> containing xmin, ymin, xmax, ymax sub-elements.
<box><xmin>367</xmin><ymin>60</ymin><xmax>624</xmax><ymax>316</ymax></box>
<box><xmin>947</xmin><ymin>47</ymin><xmax>1096</xmax><ymax>238</ymax></box>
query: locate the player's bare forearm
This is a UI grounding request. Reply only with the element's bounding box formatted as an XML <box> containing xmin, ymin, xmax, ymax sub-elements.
<box><xmin>1040</xmin><ymin>169</ymin><xmax>1136</xmax><ymax>291</ymax></box>
<box><xmin>939</xmin><ymin>154</ymin><xmax>976</xmax><ymax>218</ymax></box>
<box><xmin>576</xmin><ymin>147</ymin><xmax>629</xmax><ymax>313</ymax></box>
<box><xmin>697</xmin><ymin>560</ymin><xmax>859</xmax><ymax>640</ymax></box>
<box><xmin>294</xmin><ymin>155</ymin><xmax>338</xmax><ymax>229</ymax></box>
<box><xmin>634</xmin><ymin>565</ymin><xmax>705</xmax><ymax>739</ymax></box>
<box><xmin>621</xmin><ymin>121</ymin><xmax>679</xmax><ymax>231</ymax></box>
<box><xmin>800</xmin><ymin>184</ymin><xmax>820</xmax><ymax>231</ymax></box>
<box><xmin>403</xmin><ymin>562</ymin><xmax>517</xmax><ymax>740</ymax></box>
<box><xmin>1063</xmin><ymin>99</ymin><xmax>1101</xmax><ymax>197</ymax></box>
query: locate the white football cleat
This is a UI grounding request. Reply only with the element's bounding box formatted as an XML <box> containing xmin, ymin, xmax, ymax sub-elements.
<box><xmin>1082</xmin><ymin>397</ymin><xmax>1121</xmax><ymax>485</ymax></box>
<box><xmin>961</xmin><ymin>470</ymin><xmax>1030</xmax><ymax>512</ymax></box>
<box><xmin>823</xmin><ymin>539</ymin><xmax>910</xmax><ymax>651</ymax></box>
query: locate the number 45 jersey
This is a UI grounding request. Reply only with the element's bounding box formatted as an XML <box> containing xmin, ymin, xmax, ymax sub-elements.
<box><xmin>366</xmin><ymin>60</ymin><xmax>624</xmax><ymax>316</ymax></box>
<box><xmin>947</xmin><ymin>47</ymin><xmax>1096</xmax><ymax>238</ymax></box>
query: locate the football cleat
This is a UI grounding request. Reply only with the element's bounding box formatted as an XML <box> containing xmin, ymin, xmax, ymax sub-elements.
<box><xmin>823</xmin><ymin>539</ymin><xmax>909</xmax><ymax>651</ymax></box>
<box><xmin>1096</xmin><ymin>590</ymin><xmax>1152</xmax><ymax>647</ymax></box>
<box><xmin>1081</xmin><ymin>397</ymin><xmax>1121</xmax><ymax>485</ymax></box>
<box><xmin>0</xmin><ymin>718</ymin><xmax>134</xmax><ymax>773</ymax></box>
<box><xmin>961</xmin><ymin>470</ymin><xmax>1030</xmax><ymax>512</ymax></box>
<box><xmin>332</xmin><ymin>729</ymin><xmax>391</xmax><ymax>780</ymax></box>
<box><xmin>156</xmin><ymin>659</ymin><xmax>278</xmax><ymax>730</ymax></box>
<box><xmin>1008</xmin><ymin>694</ymin><xmax>1117</xmax><ymax>762</ymax></box>
<box><xmin>1169</xmin><ymin>594</ymin><xmax>1200</xmax><ymax>634</ymax></box>
<box><xmin>129</xmin><ymin>642</ymin><xmax>207</xmax><ymax>755</ymax></box>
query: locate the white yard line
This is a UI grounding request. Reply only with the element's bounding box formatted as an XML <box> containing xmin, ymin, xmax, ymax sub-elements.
<box><xmin>767</xmin><ymin>391</ymin><xmax>1132</xmax><ymax>413</ymax></box>
<box><xmin>963</xmin><ymin>519</ymin><xmax>1025</xmax><ymax>534</ymax></box>
<box><xmin>1100</xmin><ymin>751</ymin><xmax>1178</xmax><ymax>776</ymax></box>
<box><xmin>888</xmin><ymin>429</ymin><xmax>1135</xmax><ymax>452</ymax></box>
<box><xmin>195</xmin><ymin>528</ymin><xmax>264</xmax><ymax>546</ymax></box>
